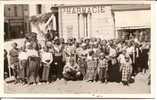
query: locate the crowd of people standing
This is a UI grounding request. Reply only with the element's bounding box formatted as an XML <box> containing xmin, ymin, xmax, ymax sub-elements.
<box><xmin>4</xmin><ymin>31</ymin><xmax>150</xmax><ymax>86</ymax></box>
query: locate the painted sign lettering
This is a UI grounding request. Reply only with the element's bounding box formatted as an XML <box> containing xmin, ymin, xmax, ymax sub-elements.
<box><xmin>63</xmin><ymin>6</ymin><xmax>106</xmax><ymax>14</ymax></box>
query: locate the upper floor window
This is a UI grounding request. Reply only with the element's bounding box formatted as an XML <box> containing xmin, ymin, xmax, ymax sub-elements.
<box><xmin>37</xmin><ymin>4</ymin><xmax>42</xmax><ymax>14</ymax></box>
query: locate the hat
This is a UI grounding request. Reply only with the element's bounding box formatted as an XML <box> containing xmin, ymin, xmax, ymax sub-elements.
<box><xmin>125</xmin><ymin>54</ymin><xmax>130</xmax><ymax>59</ymax></box>
<box><xmin>11</xmin><ymin>42</ymin><xmax>17</xmax><ymax>47</ymax></box>
<box><xmin>81</xmin><ymin>43</ymin><xmax>86</xmax><ymax>47</ymax></box>
<box><xmin>46</xmin><ymin>41</ymin><xmax>52</xmax><ymax>47</ymax></box>
<box><xmin>100</xmin><ymin>52</ymin><xmax>104</xmax><ymax>56</ymax></box>
<box><xmin>54</xmin><ymin>36</ymin><xmax>59</xmax><ymax>40</ymax></box>
<box><xmin>99</xmin><ymin>53</ymin><xmax>104</xmax><ymax>58</ymax></box>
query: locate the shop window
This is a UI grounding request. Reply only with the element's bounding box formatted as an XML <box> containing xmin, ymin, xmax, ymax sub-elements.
<box><xmin>117</xmin><ymin>29</ymin><xmax>150</xmax><ymax>42</ymax></box>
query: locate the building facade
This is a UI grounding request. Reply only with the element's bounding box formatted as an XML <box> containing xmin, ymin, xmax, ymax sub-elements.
<box><xmin>4</xmin><ymin>4</ymin><xmax>30</xmax><ymax>40</ymax></box>
<box><xmin>30</xmin><ymin>4</ymin><xmax>150</xmax><ymax>41</ymax></box>
<box><xmin>4</xmin><ymin>4</ymin><xmax>150</xmax><ymax>41</ymax></box>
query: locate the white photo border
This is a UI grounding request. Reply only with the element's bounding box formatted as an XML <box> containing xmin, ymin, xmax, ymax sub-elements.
<box><xmin>0</xmin><ymin>0</ymin><xmax>156</xmax><ymax>98</ymax></box>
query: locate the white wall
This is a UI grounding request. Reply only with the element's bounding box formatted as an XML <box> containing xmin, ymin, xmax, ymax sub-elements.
<box><xmin>91</xmin><ymin>6</ymin><xmax>115</xmax><ymax>40</ymax></box>
<box><xmin>60</xmin><ymin>6</ymin><xmax>115</xmax><ymax>40</ymax></box>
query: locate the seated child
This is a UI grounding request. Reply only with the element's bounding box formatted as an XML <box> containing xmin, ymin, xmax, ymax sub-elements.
<box><xmin>63</xmin><ymin>58</ymin><xmax>81</xmax><ymax>81</ymax></box>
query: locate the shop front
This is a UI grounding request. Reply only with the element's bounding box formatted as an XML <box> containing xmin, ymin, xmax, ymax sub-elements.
<box><xmin>114</xmin><ymin>10</ymin><xmax>151</xmax><ymax>42</ymax></box>
<box><xmin>29</xmin><ymin>4</ymin><xmax>151</xmax><ymax>42</ymax></box>
<box><xmin>59</xmin><ymin>5</ymin><xmax>115</xmax><ymax>40</ymax></box>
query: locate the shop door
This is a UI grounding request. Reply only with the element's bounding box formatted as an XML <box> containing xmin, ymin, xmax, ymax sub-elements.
<box><xmin>78</xmin><ymin>13</ymin><xmax>91</xmax><ymax>39</ymax></box>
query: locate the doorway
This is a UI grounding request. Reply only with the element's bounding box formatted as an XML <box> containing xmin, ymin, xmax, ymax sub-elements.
<box><xmin>78</xmin><ymin>13</ymin><xmax>91</xmax><ymax>39</ymax></box>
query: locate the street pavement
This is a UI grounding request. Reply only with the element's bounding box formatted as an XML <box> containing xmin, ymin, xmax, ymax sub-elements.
<box><xmin>4</xmin><ymin>72</ymin><xmax>150</xmax><ymax>94</ymax></box>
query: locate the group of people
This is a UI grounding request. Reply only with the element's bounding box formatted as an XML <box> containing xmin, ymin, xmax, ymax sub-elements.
<box><xmin>4</xmin><ymin>31</ymin><xmax>150</xmax><ymax>86</ymax></box>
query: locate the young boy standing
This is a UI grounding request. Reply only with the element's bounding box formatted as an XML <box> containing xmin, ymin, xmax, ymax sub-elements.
<box><xmin>40</xmin><ymin>46</ymin><xmax>53</xmax><ymax>83</ymax></box>
<box><xmin>97</xmin><ymin>53</ymin><xmax>108</xmax><ymax>83</ymax></box>
<box><xmin>18</xmin><ymin>47</ymin><xmax>28</xmax><ymax>84</ymax></box>
<box><xmin>9</xmin><ymin>42</ymin><xmax>19</xmax><ymax>84</ymax></box>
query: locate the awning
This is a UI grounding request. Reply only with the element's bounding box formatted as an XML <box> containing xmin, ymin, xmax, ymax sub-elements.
<box><xmin>116</xmin><ymin>25</ymin><xmax>150</xmax><ymax>30</ymax></box>
<box><xmin>114</xmin><ymin>10</ymin><xmax>151</xmax><ymax>30</ymax></box>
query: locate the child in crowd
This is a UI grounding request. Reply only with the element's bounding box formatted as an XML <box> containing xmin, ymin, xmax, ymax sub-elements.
<box><xmin>63</xmin><ymin>58</ymin><xmax>81</xmax><ymax>81</ymax></box>
<box><xmin>18</xmin><ymin>47</ymin><xmax>28</xmax><ymax>84</ymax></box>
<box><xmin>120</xmin><ymin>54</ymin><xmax>133</xmax><ymax>86</ymax></box>
<box><xmin>9</xmin><ymin>42</ymin><xmax>19</xmax><ymax>84</ymax></box>
<box><xmin>97</xmin><ymin>53</ymin><xmax>108</xmax><ymax>83</ymax></box>
<box><xmin>85</xmin><ymin>51</ymin><xmax>98</xmax><ymax>82</ymax></box>
<box><xmin>77</xmin><ymin>53</ymin><xmax>87</xmax><ymax>80</ymax></box>
<box><xmin>40</xmin><ymin>46</ymin><xmax>53</xmax><ymax>83</ymax></box>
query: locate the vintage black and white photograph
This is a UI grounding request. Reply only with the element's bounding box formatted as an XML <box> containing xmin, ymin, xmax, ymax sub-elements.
<box><xmin>3</xmin><ymin>2</ymin><xmax>152</xmax><ymax>96</ymax></box>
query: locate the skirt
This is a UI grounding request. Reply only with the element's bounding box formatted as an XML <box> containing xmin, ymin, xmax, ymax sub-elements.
<box><xmin>108</xmin><ymin>62</ymin><xmax>121</xmax><ymax>82</ymax></box>
<box><xmin>42</xmin><ymin>63</ymin><xmax>50</xmax><ymax>81</ymax></box>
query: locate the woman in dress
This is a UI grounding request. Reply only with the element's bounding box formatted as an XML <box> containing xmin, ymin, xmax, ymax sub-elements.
<box><xmin>108</xmin><ymin>44</ymin><xmax>120</xmax><ymax>82</ymax></box>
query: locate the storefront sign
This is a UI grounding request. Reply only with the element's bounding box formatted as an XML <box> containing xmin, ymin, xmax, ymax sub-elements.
<box><xmin>62</xmin><ymin>6</ymin><xmax>106</xmax><ymax>14</ymax></box>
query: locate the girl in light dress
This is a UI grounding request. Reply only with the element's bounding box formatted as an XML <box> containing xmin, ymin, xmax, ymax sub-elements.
<box><xmin>118</xmin><ymin>50</ymin><xmax>133</xmax><ymax>86</ymax></box>
<box><xmin>85</xmin><ymin>51</ymin><xmax>98</xmax><ymax>82</ymax></box>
